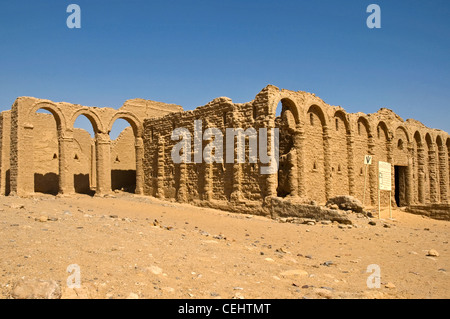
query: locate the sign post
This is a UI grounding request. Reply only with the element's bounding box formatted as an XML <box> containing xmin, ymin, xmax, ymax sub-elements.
<box><xmin>378</xmin><ymin>161</ymin><xmax>392</xmax><ymax>219</ymax></box>
<box><xmin>363</xmin><ymin>155</ymin><xmax>372</xmax><ymax>207</ymax></box>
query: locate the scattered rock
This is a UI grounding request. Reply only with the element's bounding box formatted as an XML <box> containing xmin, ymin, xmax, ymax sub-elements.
<box><xmin>427</xmin><ymin>249</ymin><xmax>439</xmax><ymax>257</ymax></box>
<box><xmin>275</xmin><ymin>247</ymin><xmax>288</xmax><ymax>254</ymax></box>
<box><xmin>280</xmin><ymin>269</ymin><xmax>308</xmax><ymax>277</ymax></box>
<box><xmin>313</xmin><ymin>288</ymin><xmax>333</xmax><ymax>299</ymax></box>
<box><xmin>385</xmin><ymin>282</ymin><xmax>396</xmax><ymax>289</ymax></box>
<box><xmin>326</xmin><ymin>195</ymin><xmax>364</xmax><ymax>213</ymax></box>
<box><xmin>126</xmin><ymin>293</ymin><xmax>139</xmax><ymax>299</ymax></box>
<box><xmin>147</xmin><ymin>265</ymin><xmax>163</xmax><ymax>275</ymax></box>
<box><xmin>321</xmin><ymin>220</ymin><xmax>332</xmax><ymax>225</ymax></box>
<box><xmin>36</xmin><ymin>216</ymin><xmax>48</xmax><ymax>223</ymax></box>
<box><xmin>368</xmin><ymin>221</ymin><xmax>377</xmax><ymax>226</ymax></box>
<box><xmin>9</xmin><ymin>204</ymin><xmax>25</xmax><ymax>210</ymax></box>
<box><xmin>321</xmin><ymin>261</ymin><xmax>334</xmax><ymax>267</ymax></box>
<box><xmin>232</xmin><ymin>292</ymin><xmax>244</xmax><ymax>299</ymax></box>
<box><xmin>10</xmin><ymin>279</ymin><xmax>61</xmax><ymax>299</ymax></box>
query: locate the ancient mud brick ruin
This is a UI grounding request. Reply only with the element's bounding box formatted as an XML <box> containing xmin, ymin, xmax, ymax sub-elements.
<box><xmin>1</xmin><ymin>85</ymin><xmax>449</xmax><ymax>220</ymax></box>
<box><xmin>0</xmin><ymin>97</ymin><xmax>182</xmax><ymax>196</ymax></box>
<box><xmin>142</xmin><ymin>85</ymin><xmax>449</xmax><ymax>219</ymax></box>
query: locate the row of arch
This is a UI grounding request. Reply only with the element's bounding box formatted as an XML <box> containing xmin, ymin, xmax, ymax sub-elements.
<box><xmin>270</xmin><ymin>96</ymin><xmax>449</xmax><ymax>206</ymax></box>
<box><xmin>29</xmin><ymin>101</ymin><xmax>143</xmax><ymax>138</ymax></box>
<box><xmin>9</xmin><ymin>99</ymin><xmax>145</xmax><ymax>196</ymax></box>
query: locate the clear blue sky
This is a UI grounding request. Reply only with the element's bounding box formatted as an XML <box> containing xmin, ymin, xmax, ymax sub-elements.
<box><xmin>0</xmin><ymin>0</ymin><xmax>449</xmax><ymax>137</ymax></box>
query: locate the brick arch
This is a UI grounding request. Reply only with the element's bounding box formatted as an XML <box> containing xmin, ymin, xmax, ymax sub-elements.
<box><xmin>29</xmin><ymin>101</ymin><xmax>67</xmax><ymax>132</ymax></box>
<box><xmin>447</xmin><ymin>138</ymin><xmax>450</xmax><ymax>199</ymax></box>
<box><xmin>27</xmin><ymin>101</ymin><xmax>65</xmax><ymax>195</ymax></box>
<box><xmin>334</xmin><ymin>110</ymin><xmax>351</xmax><ymax>134</ymax></box>
<box><xmin>436</xmin><ymin>135</ymin><xmax>448</xmax><ymax>202</ymax></box>
<box><xmin>424</xmin><ymin>132</ymin><xmax>437</xmax><ymax>203</ymax></box>
<box><xmin>305</xmin><ymin>104</ymin><xmax>330</xmax><ymax>202</ymax></box>
<box><xmin>307</xmin><ymin>104</ymin><xmax>328</xmax><ymax>128</ymax></box>
<box><xmin>414</xmin><ymin>131</ymin><xmax>423</xmax><ymax>146</ymax></box>
<box><xmin>107</xmin><ymin>111</ymin><xmax>143</xmax><ymax>138</ymax></box>
<box><xmin>394</xmin><ymin>125</ymin><xmax>411</xmax><ymax>144</ymax></box>
<box><xmin>376</xmin><ymin>121</ymin><xmax>390</xmax><ymax>141</ymax></box>
<box><xmin>70</xmin><ymin>108</ymin><xmax>104</xmax><ymax>134</ymax></box>
<box><xmin>393</xmin><ymin>125</ymin><xmax>410</xmax><ymax>166</ymax></box>
<box><xmin>270</xmin><ymin>96</ymin><xmax>301</xmax><ymax>127</ymax></box>
<box><xmin>356</xmin><ymin>116</ymin><xmax>372</xmax><ymax>137</ymax></box>
<box><xmin>330</xmin><ymin>110</ymin><xmax>352</xmax><ymax>197</ymax></box>
<box><xmin>425</xmin><ymin>132</ymin><xmax>433</xmax><ymax>147</ymax></box>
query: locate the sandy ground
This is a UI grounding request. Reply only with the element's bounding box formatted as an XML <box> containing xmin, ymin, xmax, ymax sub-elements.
<box><xmin>0</xmin><ymin>192</ymin><xmax>448</xmax><ymax>299</ymax></box>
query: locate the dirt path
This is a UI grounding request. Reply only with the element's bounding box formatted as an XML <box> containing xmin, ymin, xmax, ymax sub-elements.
<box><xmin>0</xmin><ymin>193</ymin><xmax>448</xmax><ymax>299</ymax></box>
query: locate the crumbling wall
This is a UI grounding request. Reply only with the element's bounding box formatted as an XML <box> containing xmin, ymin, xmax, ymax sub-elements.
<box><xmin>30</xmin><ymin>113</ymin><xmax>94</xmax><ymax>194</ymax></box>
<box><xmin>32</xmin><ymin>113</ymin><xmax>59</xmax><ymax>194</ymax></box>
<box><xmin>2</xmin><ymin>95</ymin><xmax>182</xmax><ymax>196</ymax></box>
<box><xmin>142</xmin><ymin>85</ymin><xmax>450</xmax><ymax>219</ymax></box>
<box><xmin>0</xmin><ymin>111</ymin><xmax>11</xmax><ymax>195</ymax></box>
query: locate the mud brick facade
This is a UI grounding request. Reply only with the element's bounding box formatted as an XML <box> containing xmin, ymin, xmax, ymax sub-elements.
<box><xmin>1</xmin><ymin>85</ymin><xmax>448</xmax><ymax>219</ymax></box>
<box><xmin>142</xmin><ymin>85</ymin><xmax>449</xmax><ymax>216</ymax></box>
<box><xmin>0</xmin><ymin>97</ymin><xmax>182</xmax><ymax>196</ymax></box>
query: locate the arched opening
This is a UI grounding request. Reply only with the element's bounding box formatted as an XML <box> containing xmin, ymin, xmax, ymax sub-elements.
<box><xmin>447</xmin><ymin>138</ymin><xmax>450</xmax><ymax>195</ymax></box>
<box><xmin>330</xmin><ymin>111</ymin><xmax>350</xmax><ymax>197</ymax></box>
<box><xmin>275</xmin><ymin>99</ymin><xmax>298</xmax><ymax>198</ymax></box>
<box><xmin>72</xmin><ymin>114</ymin><xmax>97</xmax><ymax>195</ymax></box>
<box><xmin>306</xmin><ymin>105</ymin><xmax>327</xmax><ymax>203</ymax></box>
<box><xmin>393</xmin><ymin>126</ymin><xmax>410</xmax><ymax>207</ymax></box>
<box><xmin>425</xmin><ymin>133</ymin><xmax>434</xmax><ymax>202</ymax></box>
<box><xmin>413</xmin><ymin>131</ymin><xmax>423</xmax><ymax>203</ymax></box>
<box><xmin>109</xmin><ymin>118</ymin><xmax>136</xmax><ymax>193</ymax></box>
<box><xmin>354</xmin><ymin>117</ymin><xmax>371</xmax><ymax>203</ymax></box>
<box><xmin>436</xmin><ymin>135</ymin><xmax>446</xmax><ymax>202</ymax></box>
<box><xmin>33</xmin><ymin>109</ymin><xmax>60</xmax><ymax>195</ymax></box>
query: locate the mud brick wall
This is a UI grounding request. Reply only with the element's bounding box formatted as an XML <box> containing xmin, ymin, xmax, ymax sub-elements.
<box><xmin>142</xmin><ymin>85</ymin><xmax>450</xmax><ymax>214</ymax></box>
<box><xmin>143</xmin><ymin>97</ymin><xmax>265</xmax><ymax>203</ymax></box>
<box><xmin>0</xmin><ymin>111</ymin><xmax>11</xmax><ymax>195</ymax></box>
<box><xmin>0</xmin><ymin>96</ymin><xmax>182</xmax><ymax>196</ymax></box>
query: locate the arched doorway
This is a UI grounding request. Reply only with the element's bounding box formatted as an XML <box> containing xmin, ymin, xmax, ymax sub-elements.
<box><xmin>274</xmin><ymin>99</ymin><xmax>298</xmax><ymax>198</ymax></box>
<box><xmin>33</xmin><ymin>109</ymin><xmax>60</xmax><ymax>195</ymax></box>
<box><xmin>72</xmin><ymin>114</ymin><xmax>97</xmax><ymax>195</ymax></box>
<box><xmin>305</xmin><ymin>105</ymin><xmax>328</xmax><ymax>203</ymax></box>
<box><xmin>109</xmin><ymin>118</ymin><xmax>136</xmax><ymax>193</ymax></box>
<box><xmin>107</xmin><ymin>113</ymin><xmax>142</xmax><ymax>195</ymax></box>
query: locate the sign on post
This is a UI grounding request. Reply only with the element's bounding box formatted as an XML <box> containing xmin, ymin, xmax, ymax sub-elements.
<box><xmin>362</xmin><ymin>155</ymin><xmax>372</xmax><ymax>206</ymax></box>
<box><xmin>378</xmin><ymin>161</ymin><xmax>391</xmax><ymax>191</ymax></box>
<box><xmin>378</xmin><ymin>161</ymin><xmax>392</xmax><ymax>219</ymax></box>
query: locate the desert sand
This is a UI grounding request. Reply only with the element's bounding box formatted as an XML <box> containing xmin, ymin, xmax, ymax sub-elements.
<box><xmin>0</xmin><ymin>192</ymin><xmax>448</xmax><ymax>299</ymax></box>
